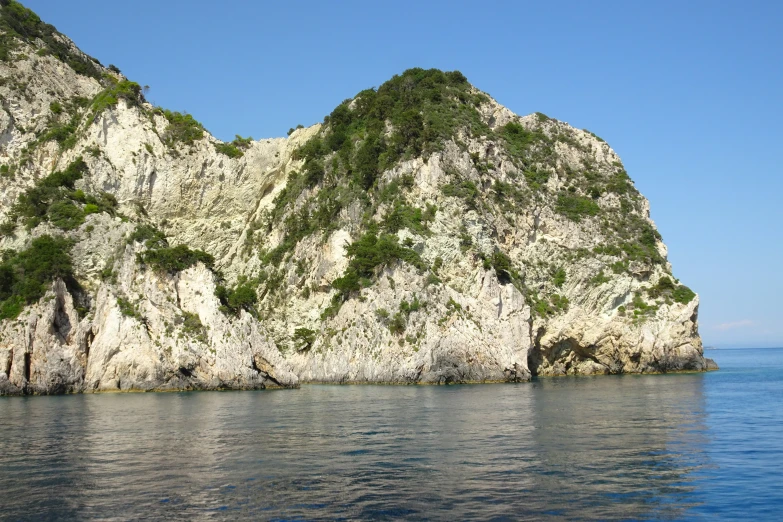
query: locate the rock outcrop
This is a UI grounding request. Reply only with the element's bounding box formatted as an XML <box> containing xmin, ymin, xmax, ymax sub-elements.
<box><xmin>0</xmin><ymin>2</ymin><xmax>714</xmax><ymax>395</ymax></box>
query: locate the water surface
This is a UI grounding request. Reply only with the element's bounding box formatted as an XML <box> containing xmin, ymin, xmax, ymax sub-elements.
<box><xmin>1</xmin><ymin>348</ymin><xmax>781</xmax><ymax>520</ymax></box>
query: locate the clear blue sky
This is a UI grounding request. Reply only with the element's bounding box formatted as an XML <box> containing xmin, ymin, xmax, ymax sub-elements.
<box><xmin>24</xmin><ymin>0</ymin><xmax>783</xmax><ymax>348</ymax></box>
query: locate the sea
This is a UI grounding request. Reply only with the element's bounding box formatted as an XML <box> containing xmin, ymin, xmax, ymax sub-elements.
<box><xmin>0</xmin><ymin>348</ymin><xmax>781</xmax><ymax>521</ymax></box>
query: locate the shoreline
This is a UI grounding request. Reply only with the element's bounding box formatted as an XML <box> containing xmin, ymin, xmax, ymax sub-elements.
<box><xmin>0</xmin><ymin>365</ymin><xmax>719</xmax><ymax>397</ymax></box>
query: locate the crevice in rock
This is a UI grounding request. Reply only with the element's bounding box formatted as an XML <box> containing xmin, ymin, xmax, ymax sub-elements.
<box><xmin>23</xmin><ymin>352</ymin><xmax>31</xmax><ymax>382</ymax></box>
<box><xmin>251</xmin><ymin>357</ymin><xmax>281</xmax><ymax>387</ymax></box>
<box><xmin>527</xmin><ymin>326</ymin><xmax>545</xmax><ymax>376</ymax></box>
<box><xmin>4</xmin><ymin>347</ymin><xmax>11</xmax><ymax>378</ymax></box>
<box><xmin>147</xmin><ymin>170</ymin><xmax>157</xmax><ymax>201</ymax></box>
<box><xmin>53</xmin><ymin>292</ymin><xmax>72</xmax><ymax>342</ymax></box>
<box><xmin>84</xmin><ymin>330</ymin><xmax>95</xmax><ymax>360</ymax></box>
<box><xmin>178</xmin><ymin>367</ymin><xmax>194</xmax><ymax>378</ymax></box>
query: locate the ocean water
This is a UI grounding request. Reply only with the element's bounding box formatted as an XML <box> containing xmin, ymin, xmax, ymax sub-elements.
<box><xmin>0</xmin><ymin>348</ymin><xmax>781</xmax><ymax>521</ymax></box>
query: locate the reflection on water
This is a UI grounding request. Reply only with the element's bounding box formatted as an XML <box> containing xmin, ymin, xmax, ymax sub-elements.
<box><xmin>529</xmin><ymin>376</ymin><xmax>709</xmax><ymax>520</ymax></box>
<box><xmin>0</xmin><ymin>372</ymin><xmax>720</xmax><ymax>520</ymax></box>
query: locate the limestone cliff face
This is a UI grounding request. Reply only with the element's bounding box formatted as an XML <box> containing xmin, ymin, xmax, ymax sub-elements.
<box><xmin>0</xmin><ymin>2</ymin><xmax>713</xmax><ymax>395</ymax></box>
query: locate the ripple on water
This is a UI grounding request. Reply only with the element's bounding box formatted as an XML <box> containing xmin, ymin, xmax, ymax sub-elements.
<box><xmin>1</xmin><ymin>349</ymin><xmax>783</xmax><ymax>519</ymax></box>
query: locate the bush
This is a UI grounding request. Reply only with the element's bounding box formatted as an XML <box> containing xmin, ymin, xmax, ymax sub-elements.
<box><xmin>499</xmin><ymin>122</ymin><xmax>546</xmax><ymax>160</ymax></box>
<box><xmin>293</xmin><ymin>327</ymin><xmax>316</xmax><ymax>351</ymax></box>
<box><xmin>0</xmin><ymin>235</ymin><xmax>74</xmax><ymax>320</ymax></box>
<box><xmin>180</xmin><ymin>312</ymin><xmax>207</xmax><ymax>343</ymax></box>
<box><xmin>8</xmin><ymin>158</ymin><xmax>91</xmax><ymax>230</ymax></box>
<box><xmin>647</xmin><ymin>276</ymin><xmax>696</xmax><ymax>305</ymax></box>
<box><xmin>383</xmin><ymin>202</ymin><xmax>428</xmax><ymax>234</ymax></box>
<box><xmin>331</xmin><ymin>232</ymin><xmax>423</xmax><ymax>301</ymax></box>
<box><xmin>672</xmin><ymin>284</ymin><xmax>696</xmax><ymax>304</ymax></box>
<box><xmin>47</xmin><ymin>200</ymin><xmax>84</xmax><ymax>230</ymax></box>
<box><xmin>442</xmin><ymin>180</ymin><xmax>479</xmax><ymax>208</ymax></box>
<box><xmin>523</xmin><ymin>168</ymin><xmax>549</xmax><ymax>190</ymax></box>
<box><xmin>388</xmin><ymin>313</ymin><xmax>406</xmax><ymax>336</ymax></box>
<box><xmin>137</xmin><ymin>244</ymin><xmax>214</xmax><ymax>273</ymax></box>
<box><xmin>490</xmin><ymin>251</ymin><xmax>515</xmax><ymax>283</ymax></box>
<box><xmin>214</xmin><ymin>142</ymin><xmax>243</xmax><ymax>158</ymax></box>
<box><xmin>91</xmin><ymin>80</ymin><xmax>142</xmax><ymax>118</ymax></box>
<box><xmin>215</xmin><ymin>279</ymin><xmax>258</xmax><ymax>316</ymax></box>
<box><xmin>555</xmin><ymin>194</ymin><xmax>600</xmax><ymax>222</ymax></box>
<box><xmin>553</xmin><ymin>267</ymin><xmax>566</xmax><ymax>288</ymax></box>
<box><xmin>128</xmin><ymin>224</ymin><xmax>167</xmax><ymax>249</ymax></box>
<box><xmin>161</xmin><ymin>110</ymin><xmax>204</xmax><ymax>146</ymax></box>
<box><xmin>117</xmin><ymin>297</ymin><xmax>142</xmax><ymax>320</ymax></box>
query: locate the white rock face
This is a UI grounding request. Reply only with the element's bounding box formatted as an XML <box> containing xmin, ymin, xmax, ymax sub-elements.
<box><xmin>0</xmin><ymin>28</ymin><xmax>714</xmax><ymax>395</ymax></box>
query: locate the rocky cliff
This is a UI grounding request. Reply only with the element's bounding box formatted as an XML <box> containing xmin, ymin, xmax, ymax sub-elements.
<box><xmin>0</xmin><ymin>1</ymin><xmax>715</xmax><ymax>395</ymax></box>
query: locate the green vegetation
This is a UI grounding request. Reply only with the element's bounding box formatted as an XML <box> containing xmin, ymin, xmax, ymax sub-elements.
<box><xmin>535</xmin><ymin>112</ymin><xmax>552</xmax><ymax>123</ymax></box>
<box><xmin>90</xmin><ymin>80</ymin><xmax>142</xmax><ymax>119</ymax></box>
<box><xmin>214</xmin><ymin>135</ymin><xmax>253</xmax><ymax>158</ymax></box>
<box><xmin>442</xmin><ymin>180</ymin><xmax>479</xmax><ymax>208</ymax></box>
<box><xmin>31</xmin><ymin>97</ymin><xmax>89</xmax><ymax>151</ymax></box>
<box><xmin>215</xmin><ymin>277</ymin><xmax>258</xmax><ymax>316</ymax></box>
<box><xmin>323</xmin><ymin>232</ymin><xmax>424</xmax><ymax>317</ymax></box>
<box><xmin>287</xmin><ymin>124</ymin><xmax>304</xmax><ymax>136</ymax></box>
<box><xmin>630</xmin><ymin>292</ymin><xmax>658</xmax><ymax>321</ymax></box>
<box><xmin>0</xmin><ymin>235</ymin><xmax>74</xmax><ymax>320</ymax></box>
<box><xmin>236</xmin><ymin>67</ymin><xmax>669</xmax><ymax>314</ymax></box>
<box><xmin>384</xmin><ymin>295</ymin><xmax>424</xmax><ymax>336</ymax></box>
<box><xmin>180</xmin><ymin>312</ymin><xmax>207</xmax><ymax>343</ymax></box>
<box><xmin>127</xmin><ymin>223</ymin><xmax>167</xmax><ymax>249</ymax></box>
<box><xmin>129</xmin><ymin>225</ymin><xmax>258</xmax><ymax>317</ymax></box>
<box><xmin>2</xmin><ymin>158</ymin><xmax>116</xmax><ymax>233</ymax></box>
<box><xmin>293</xmin><ymin>327</ymin><xmax>316</xmax><ymax>351</ymax></box>
<box><xmin>332</xmin><ymin>232</ymin><xmax>423</xmax><ymax>297</ymax></box>
<box><xmin>137</xmin><ymin>244</ymin><xmax>214</xmax><ymax>273</ymax></box>
<box><xmin>523</xmin><ymin>168</ymin><xmax>549</xmax><ymax>190</ymax></box>
<box><xmin>131</xmin><ymin>224</ymin><xmax>214</xmax><ymax>273</ymax></box>
<box><xmin>590</xmin><ymin>270</ymin><xmax>610</xmax><ymax>286</ymax></box>
<box><xmin>267</xmin><ymin>68</ymin><xmax>489</xmax><ymax>264</ymax></box>
<box><xmin>555</xmin><ymin>194</ymin><xmax>600</xmax><ymax>222</ymax></box>
<box><xmin>161</xmin><ymin>110</ymin><xmax>205</xmax><ymax>146</ymax></box>
<box><xmin>0</xmin><ymin>0</ymin><xmax>101</xmax><ymax>78</ymax></box>
<box><xmin>647</xmin><ymin>276</ymin><xmax>696</xmax><ymax>305</ymax></box>
<box><xmin>40</xmin><ymin>115</ymin><xmax>78</xmax><ymax>148</ymax></box>
<box><xmin>383</xmin><ymin>201</ymin><xmax>431</xmax><ymax>234</ymax></box>
<box><xmin>117</xmin><ymin>296</ymin><xmax>142</xmax><ymax>320</ymax></box>
<box><xmin>214</xmin><ymin>142</ymin><xmax>242</xmax><ymax>158</ymax></box>
<box><xmin>552</xmin><ymin>267</ymin><xmax>566</xmax><ymax>288</ymax></box>
<box><xmin>499</xmin><ymin>122</ymin><xmax>546</xmax><ymax>162</ymax></box>
<box><xmin>487</xmin><ymin>250</ymin><xmax>519</xmax><ymax>284</ymax></box>
<box><xmin>531</xmin><ymin>293</ymin><xmax>569</xmax><ymax>318</ymax></box>
<box><xmin>584</xmin><ymin>129</ymin><xmax>605</xmax><ymax>143</ymax></box>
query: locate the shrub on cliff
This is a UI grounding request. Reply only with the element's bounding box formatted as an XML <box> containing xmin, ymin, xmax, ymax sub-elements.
<box><xmin>4</xmin><ymin>158</ymin><xmax>116</xmax><ymax>232</ymax></box>
<box><xmin>91</xmin><ymin>80</ymin><xmax>143</xmax><ymax>119</ymax></box>
<box><xmin>555</xmin><ymin>194</ymin><xmax>600</xmax><ymax>222</ymax></box>
<box><xmin>0</xmin><ymin>235</ymin><xmax>74</xmax><ymax>320</ymax></box>
<box><xmin>215</xmin><ymin>278</ymin><xmax>258</xmax><ymax>316</ymax></box>
<box><xmin>214</xmin><ymin>135</ymin><xmax>252</xmax><ymax>158</ymax></box>
<box><xmin>332</xmin><ymin>232</ymin><xmax>423</xmax><ymax>299</ymax></box>
<box><xmin>161</xmin><ymin>110</ymin><xmax>205</xmax><ymax>146</ymax></box>
<box><xmin>137</xmin><ymin>244</ymin><xmax>214</xmax><ymax>273</ymax></box>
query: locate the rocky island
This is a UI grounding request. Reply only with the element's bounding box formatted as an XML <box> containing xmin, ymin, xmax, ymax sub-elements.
<box><xmin>0</xmin><ymin>1</ymin><xmax>715</xmax><ymax>395</ymax></box>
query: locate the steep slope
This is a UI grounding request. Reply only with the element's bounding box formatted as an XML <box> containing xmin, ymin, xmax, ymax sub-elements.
<box><xmin>0</xmin><ymin>2</ymin><xmax>715</xmax><ymax>395</ymax></box>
